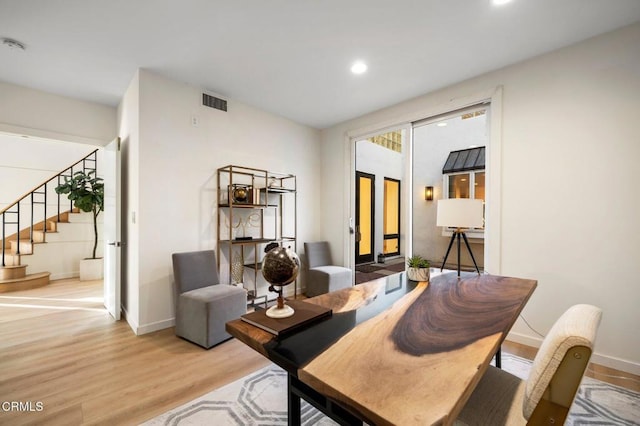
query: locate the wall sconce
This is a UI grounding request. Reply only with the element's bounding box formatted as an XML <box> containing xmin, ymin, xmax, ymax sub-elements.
<box><xmin>425</xmin><ymin>186</ymin><xmax>434</xmax><ymax>201</ymax></box>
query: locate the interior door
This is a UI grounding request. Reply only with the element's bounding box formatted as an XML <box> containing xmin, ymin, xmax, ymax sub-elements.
<box><xmin>103</xmin><ymin>137</ymin><xmax>121</xmax><ymax>320</ymax></box>
<box><xmin>355</xmin><ymin>171</ymin><xmax>375</xmax><ymax>264</ymax></box>
<box><xmin>383</xmin><ymin>177</ymin><xmax>400</xmax><ymax>257</ymax></box>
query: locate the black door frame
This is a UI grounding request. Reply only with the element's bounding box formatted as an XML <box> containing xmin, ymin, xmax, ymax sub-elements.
<box><xmin>355</xmin><ymin>171</ymin><xmax>375</xmax><ymax>264</ymax></box>
<box><xmin>383</xmin><ymin>177</ymin><xmax>401</xmax><ymax>257</ymax></box>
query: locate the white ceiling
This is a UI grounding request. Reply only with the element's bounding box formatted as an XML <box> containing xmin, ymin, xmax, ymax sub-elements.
<box><xmin>1</xmin><ymin>1</ymin><xmax>639</xmax><ymax>129</ymax></box>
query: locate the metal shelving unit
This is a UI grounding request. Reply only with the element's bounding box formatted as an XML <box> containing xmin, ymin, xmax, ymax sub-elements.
<box><xmin>217</xmin><ymin>165</ymin><xmax>297</xmax><ymax>305</ymax></box>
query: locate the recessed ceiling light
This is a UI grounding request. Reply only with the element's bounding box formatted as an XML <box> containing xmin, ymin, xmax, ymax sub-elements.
<box><xmin>351</xmin><ymin>61</ymin><xmax>367</xmax><ymax>75</ymax></box>
<box><xmin>2</xmin><ymin>38</ymin><xmax>26</xmax><ymax>51</ymax></box>
<box><xmin>436</xmin><ymin>122</ymin><xmax>447</xmax><ymax>127</ymax></box>
<box><xmin>492</xmin><ymin>0</ymin><xmax>512</xmax><ymax>5</ymax></box>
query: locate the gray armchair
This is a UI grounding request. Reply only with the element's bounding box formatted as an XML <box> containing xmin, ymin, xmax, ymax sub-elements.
<box><xmin>304</xmin><ymin>241</ymin><xmax>352</xmax><ymax>297</ymax></box>
<box><xmin>172</xmin><ymin>250</ymin><xmax>246</xmax><ymax>348</ymax></box>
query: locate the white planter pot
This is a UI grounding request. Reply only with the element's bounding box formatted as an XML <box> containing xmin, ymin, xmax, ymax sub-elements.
<box><xmin>406</xmin><ymin>267</ymin><xmax>430</xmax><ymax>282</ymax></box>
<box><xmin>80</xmin><ymin>258</ymin><xmax>104</xmax><ymax>281</ymax></box>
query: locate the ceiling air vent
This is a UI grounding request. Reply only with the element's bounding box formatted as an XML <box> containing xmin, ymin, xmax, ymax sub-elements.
<box><xmin>202</xmin><ymin>93</ymin><xmax>227</xmax><ymax>112</ymax></box>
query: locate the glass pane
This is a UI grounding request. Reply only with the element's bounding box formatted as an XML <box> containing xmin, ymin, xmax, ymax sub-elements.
<box><xmin>474</xmin><ymin>172</ymin><xmax>485</xmax><ymax>201</ymax></box>
<box><xmin>448</xmin><ymin>173</ymin><xmax>470</xmax><ymax>198</ymax></box>
<box><xmin>383</xmin><ymin>238</ymin><xmax>399</xmax><ymax>255</ymax></box>
<box><xmin>359</xmin><ymin>176</ymin><xmax>372</xmax><ymax>256</ymax></box>
<box><xmin>384</xmin><ymin>179</ymin><xmax>399</xmax><ymax>234</ymax></box>
<box><xmin>474</xmin><ymin>172</ymin><xmax>486</xmax><ymax>229</ymax></box>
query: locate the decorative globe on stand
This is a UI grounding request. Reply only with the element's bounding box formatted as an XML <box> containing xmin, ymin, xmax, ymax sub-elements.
<box><xmin>262</xmin><ymin>245</ymin><xmax>299</xmax><ymax>318</ymax></box>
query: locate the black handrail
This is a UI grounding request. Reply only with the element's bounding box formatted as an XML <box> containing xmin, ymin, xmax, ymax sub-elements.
<box><xmin>0</xmin><ymin>149</ymin><xmax>99</xmax><ymax>267</ymax></box>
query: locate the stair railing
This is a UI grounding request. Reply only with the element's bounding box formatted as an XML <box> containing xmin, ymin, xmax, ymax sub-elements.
<box><xmin>0</xmin><ymin>149</ymin><xmax>99</xmax><ymax>267</ymax></box>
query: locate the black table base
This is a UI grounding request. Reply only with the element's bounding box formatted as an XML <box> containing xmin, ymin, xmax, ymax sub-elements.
<box><xmin>288</xmin><ymin>374</ymin><xmax>363</xmax><ymax>426</ymax></box>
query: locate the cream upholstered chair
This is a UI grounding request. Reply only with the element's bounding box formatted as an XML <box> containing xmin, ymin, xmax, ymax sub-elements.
<box><xmin>172</xmin><ymin>250</ymin><xmax>246</xmax><ymax>349</ymax></box>
<box><xmin>304</xmin><ymin>241</ymin><xmax>352</xmax><ymax>297</ymax></box>
<box><xmin>456</xmin><ymin>304</ymin><xmax>602</xmax><ymax>426</ymax></box>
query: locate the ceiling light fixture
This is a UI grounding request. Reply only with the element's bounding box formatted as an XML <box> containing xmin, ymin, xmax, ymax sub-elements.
<box><xmin>436</xmin><ymin>122</ymin><xmax>447</xmax><ymax>127</ymax></box>
<box><xmin>351</xmin><ymin>61</ymin><xmax>367</xmax><ymax>75</ymax></box>
<box><xmin>2</xmin><ymin>38</ymin><xmax>26</xmax><ymax>51</ymax></box>
<box><xmin>492</xmin><ymin>0</ymin><xmax>513</xmax><ymax>5</ymax></box>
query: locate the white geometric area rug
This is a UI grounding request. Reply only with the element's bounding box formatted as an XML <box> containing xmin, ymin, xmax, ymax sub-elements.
<box><xmin>143</xmin><ymin>354</ymin><xmax>640</xmax><ymax>426</ymax></box>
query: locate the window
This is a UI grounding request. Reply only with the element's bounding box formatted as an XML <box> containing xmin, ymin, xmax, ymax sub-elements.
<box><xmin>442</xmin><ymin>146</ymin><xmax>486</xmax><ymax>235</ymax></box>
<box><xmin>448</xmin><ymin>173</ymin><xmax>470</xmax><ymax>198</ymax></box>
<box><xmin>367</xmin><ymin>131</ymin><xmax>403</xmax><ymax>153</ymax></box>
<box><xmin>447</xmin><ymin>171</ymin><xmax>485</xmax><ymax>202</ymax></box>
<box><xmin>474</xmin><ymin>172</ymin><xmax>485</xmax><ymax>201</ymax></box>
<box><xmin>443</xmin><ymin>171</ymin><xmax>485</xmax><ymax>234</ymax></box>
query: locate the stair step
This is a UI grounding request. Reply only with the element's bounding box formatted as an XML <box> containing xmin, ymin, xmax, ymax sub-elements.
<box><xmin>34</xmin><ymin>220</ymin><xmax>58</xmax><ymax>232</ymax></box>
<box><xmin>0</xmin><ymin>254</ymin><xmax>22</xmax><ymax>266</ymax></box>
<box><xmin>51</xmin><ymin>212</ymin><xmax>71</xmax><ymax>223</ymax></box>
<box><xmin>2</xmin><ymin>237</ymin><xmax>46</xmax><ymax>250</ymax></box>
<box><xmin>0</xmin><ymin>272</ymin><xmax>51</xmax><ymax>293</ymax></box>
<box><xmin>0</xmin><ymin>265</ymin><xmax>27</xmax><ymax>280</ymax></box>
<box><xmin>0</xmin><ymin>211</ymin><xmax>72</xmax><ymax>246</ymax></box>
<box><xmin>10</xmin><ymin>241</ymin><xmax>34</xmax><ymax>255</ymax></box>
<box><xmin>32</xmin><ymin>231</ymin><xmax>47</xmax><ymax>243</ymax></box>
<box><xmin>7</xmin><ymin>229</ymin><xmax>51</xmax><ymax>243</ymax></box>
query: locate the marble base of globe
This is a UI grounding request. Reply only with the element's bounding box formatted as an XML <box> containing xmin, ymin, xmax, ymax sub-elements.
<box><xmin>265</xmin><ymin>303</ymin><xmax>295</xmax><ymax>318</ymax></box>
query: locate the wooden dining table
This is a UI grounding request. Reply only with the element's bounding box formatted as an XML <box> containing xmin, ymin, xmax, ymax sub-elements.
<box><xmin>226</xmin><ymin>271</ymin><xmax>536</xmax><ymax>425</ymax></box>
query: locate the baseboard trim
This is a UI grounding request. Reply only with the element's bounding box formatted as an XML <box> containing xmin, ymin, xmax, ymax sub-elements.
<box><xmin>121</xmin><ymin>306</ymin><xmax>139</xmax><ymax>335</ymax></box>
<box><xmin>121</xmin><ymin>308</ymin><xmax>174</xmax><ymax>336</ymax></box>
<box><xmin>590</xmin><ymin>353</ymin><xmax>640</xmax><ymax>376</ymax></box>
<box><xmin>507</xmin><ymin>331</ymin><xmax>640</xmax><ymax>376</ymax></box>
<box><xmin>137</xmin><ymin>318</ymin><xmax>175</xmax><ymax>335</ymax></box>
<box><xmin>50</xmin><ymin>272</ymin><xmax>78</xmax><ymax>281</ymax></box>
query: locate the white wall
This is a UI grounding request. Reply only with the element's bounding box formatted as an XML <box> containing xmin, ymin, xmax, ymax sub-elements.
<box><xmin>0</xmin><ymin>81</ymin><xmax>116</xmax><ymax>145</ymax></box>
<box><xmin>321</xmin><ymin>23</ymin><xmax>640</xmax><ymax>374</ymax></box>
<box><xmin>0</xmin><ymin>134</ymin><xmax>97</xmax><ymax>210</ymax></box>
<box><xmin>117</xmin><ymin>70</ymin><xmax>141</xmax><ymax>331</ymax></box>
<box><xmin>123</xmin><ymin>69</ymin><xmax>322</xmax><ymax>334</ymax></box>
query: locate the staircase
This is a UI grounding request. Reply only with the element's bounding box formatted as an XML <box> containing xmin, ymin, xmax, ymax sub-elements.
<box><xmin>0</xmin><ymin>150</ymin><xmax>98</xmax><ymax>293</ymax></box>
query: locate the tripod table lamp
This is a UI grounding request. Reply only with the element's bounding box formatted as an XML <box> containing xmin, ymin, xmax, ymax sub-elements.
<box><xmin>436</xmin><ymin>198</ymin><xmax>483</xmax><ymax>277</ymax></box>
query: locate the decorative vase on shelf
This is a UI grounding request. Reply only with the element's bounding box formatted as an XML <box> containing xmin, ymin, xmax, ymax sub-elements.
<box><xmin>231</xmin><ymin>249</ymin><xmax>244</xmax><ymax>284</ymax></box>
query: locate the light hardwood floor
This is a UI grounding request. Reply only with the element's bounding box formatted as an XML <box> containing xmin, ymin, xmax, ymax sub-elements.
<box><xmin>0</xmin><ymin>278</ymin><xmax>637</xmax><ymax>425</ymax></box>
<box><xmin>0</xmin><ymin>278</ymin><xmax>269</xmax><ymax>425</ymax></box>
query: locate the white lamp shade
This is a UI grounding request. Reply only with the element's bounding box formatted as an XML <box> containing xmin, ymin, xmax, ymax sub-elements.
<box><xmin>436</xmin><ymin>198</ymin><xmax>484</xmax><ymax>228</ymax></box>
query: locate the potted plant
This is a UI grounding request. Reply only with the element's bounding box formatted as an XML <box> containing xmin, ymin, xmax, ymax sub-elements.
<box><xmin>55</xmin><ymin>170</ymin><xmax>104</xmax><ymax>280</ymax></box>
<box><xmin>406</xmin><ymin>255</ymin><xmax>430</xmax><ymax>282</ymax></box>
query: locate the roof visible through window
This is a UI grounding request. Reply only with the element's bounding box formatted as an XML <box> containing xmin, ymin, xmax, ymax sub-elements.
<box><xmin>442</xmin><ymin>146</ymin><xmax>485</xmax><ymax>173</ymax></box>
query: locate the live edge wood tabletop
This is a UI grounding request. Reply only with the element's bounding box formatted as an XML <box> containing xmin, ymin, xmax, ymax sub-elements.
<box><xmin>226</xmin><ymin>272</ymin><xmax>537</xmax><ymax>425</ymax></box>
